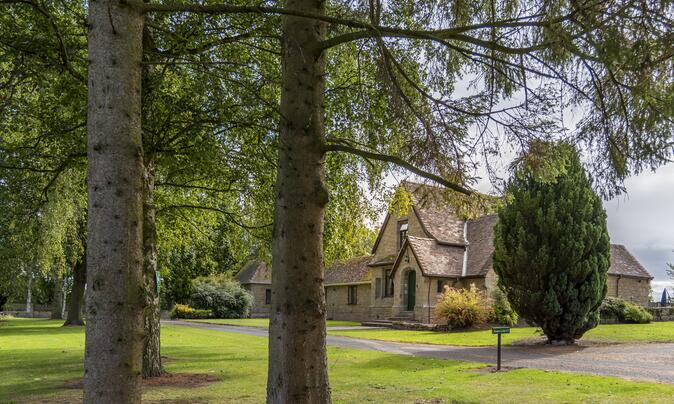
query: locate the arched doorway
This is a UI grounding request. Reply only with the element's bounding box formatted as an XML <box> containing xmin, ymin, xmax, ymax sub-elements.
<box><xmin>406</xmin><ymin>270</ymin><xmax>416</xmax><ymax>311</ymax></box>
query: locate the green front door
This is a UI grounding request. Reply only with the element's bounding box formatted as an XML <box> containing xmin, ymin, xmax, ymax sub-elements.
<box><xmin>406</xmin><ymin>271</ymin><xmax>416</xmax><ymax>311</ymax></box>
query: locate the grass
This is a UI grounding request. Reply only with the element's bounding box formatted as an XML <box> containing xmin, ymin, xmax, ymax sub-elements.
<box><xmin>187</xmin><ymin>318</ymin><xmax>361</xmax><ymax>328</ymax></box>
<box><xmin>331</xmin><ymin>321</ymin><xmax>674</xmax><ymax>346</ymax></box>
<box><xmin>3</xmin><ymin>318</ymin><xmax>674</xmax><ymax>403</ymax></box>
<box><xmin>582</xmin><ymin>321</ymin><xmax>674</xmax><ymax>343</ymax></box>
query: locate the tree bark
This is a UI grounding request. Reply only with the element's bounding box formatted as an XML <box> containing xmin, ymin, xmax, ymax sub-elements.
<box><xmin>267</xmin><ymin>1</ymin><xmax>331</xmax><ymax>402</ymax></box>
<box><xmin>84</xmin><ymin>1</ymin><xmax>145</xmax><ymax>403</ymax></box>
<box><xmin>26</xmin><ymin>267</ymin><xmax>33</xmax><ymax>317</ymax></box>
<box><xmin>142</xmin><ymin>156</ymin><xmax>163</xmax><ymax>378</ymax></box>
<box><xmin>64</xmin><ymin>255</ymin><xmax>86</xmax><ymax>326</ymax></box>
<box><xmin>50</xmin><ymin>274</ymin><xmax>64</xmax><ymax>320</ymax></box>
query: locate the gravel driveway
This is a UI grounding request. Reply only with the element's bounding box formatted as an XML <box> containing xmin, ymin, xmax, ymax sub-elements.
<box><xmin>167</xmin><ymin>320</ymin><xmax>674</xmax><ymax>384</ymax></box>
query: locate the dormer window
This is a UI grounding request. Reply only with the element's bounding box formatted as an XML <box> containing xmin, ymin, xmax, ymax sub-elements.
<box><xmin>398</xmin><ymin>221</ymin><xmax>408</xmax><ymax>249</ymax></box>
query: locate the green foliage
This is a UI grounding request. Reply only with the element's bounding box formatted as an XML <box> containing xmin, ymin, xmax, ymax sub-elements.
<box><xmin>190</xmin><ymin>277</ymin><xmax>253</xmax><ymax>319</ymax></box>
<box><xmin>490</xmin><ymin>288</ymin><xmax>519</xmax><ymax>327</ymax></box>
<box><xmin>433</xmin><ymin>285</ymin><xmax>493</xmax><ymax>329</ymax></box>
<box><xmin>600</xmin><ymin>297</ymin><xmax>652</xmax><ymax>324</ymax></box>
<box><xmin>170</xmin><ymin>304</ymin><xmax>212</xmax><ymax>320</ymax></box>
<box><xmin>494</xmin><ymin>142</ymin><xmax>610</xmax><ymax>343</ymax></box>
<box><xmin>623</xmin><ymin>305</ymin><xmax>653</xmax><ymax>324</ymax></box>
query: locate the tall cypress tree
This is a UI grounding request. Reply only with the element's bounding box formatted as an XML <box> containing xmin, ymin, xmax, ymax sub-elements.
<box><xmin>494</xmin><ymin>142</ymin><xmax>610</xmax><ymax>344</ymax></box>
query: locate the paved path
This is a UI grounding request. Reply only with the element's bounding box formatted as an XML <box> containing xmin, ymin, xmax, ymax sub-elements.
<box><xmin>166</xmin><ymin>320</ymin><xmax>674</xmax><ymax>384</ymax></box>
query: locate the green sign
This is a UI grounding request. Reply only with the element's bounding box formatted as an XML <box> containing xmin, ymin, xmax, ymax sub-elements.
<box><xmin>155</xmin><ymin>271</ymin><xmax>161</xmax><ymax>294</ymax></box>
<box><xmin>492</xmin><ymin>326</ymin><xmax>510</xmax><ymax>335</ymax></box>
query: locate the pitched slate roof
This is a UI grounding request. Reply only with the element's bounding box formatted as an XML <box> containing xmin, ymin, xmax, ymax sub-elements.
<box><xmin>404</xmin><ymin>181</ymin><xmax>466</xmax><ymax>245</ymax></box>
<box><xmin>465</xmin><ymin>214</ymin><xmax>498</xmax><ymax>277</ymax></box>
<box><xmin>235</xmin><ymin>260</ymin><xmax>271</xmax><ymax>284</ymax></box>
<box><xmin>394</xmin><ymin>236</ymin><xmax>464</xmax><ymax>277</ymax></box>
<box><xmin>325</xmin><ymin>256</ymin><xmax>373</xmax><ymax>285</ymax></box>
<box><xmin>413</xmin><ymin>205</ymin><xmax>466</xmax><ymax>245</ymax></box>
<box><xmin>609</xmin><ymin>244</ymin><xmax>652</xmax><ymax>279</ymax></box>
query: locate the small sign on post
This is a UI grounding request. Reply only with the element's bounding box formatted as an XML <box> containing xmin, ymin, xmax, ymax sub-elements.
<box><xmin>492</xmin><ymin>326</ymin><xmax>510</xmax><ymax>371</ymax></box>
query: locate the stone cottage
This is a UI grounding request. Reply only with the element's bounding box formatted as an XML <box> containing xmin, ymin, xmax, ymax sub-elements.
<box><xmin>238</xmin><ymin>182</ymin><xmax>653</xmax><ymax>322</ymax></box>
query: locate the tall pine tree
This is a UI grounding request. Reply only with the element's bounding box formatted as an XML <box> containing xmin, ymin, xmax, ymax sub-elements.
<box><xmin>494</xmin><ymin>142</ymin><xmax>610</xmax><ymax>344</ymax></box>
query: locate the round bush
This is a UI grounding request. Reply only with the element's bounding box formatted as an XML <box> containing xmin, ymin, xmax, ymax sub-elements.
<box><xmin>600</xmin><ymin>297</ymin><xmax>652</xmax><ymax>324</ymax></box>
<box><xmin>190</xmin><ymin>278</ymin><xmax>253</xmax><ymax>319</ymax></box>
<box><xmin>433</xmin><ymin>285</ymin><xmax>493</xmax><ymax>329</ymax></box>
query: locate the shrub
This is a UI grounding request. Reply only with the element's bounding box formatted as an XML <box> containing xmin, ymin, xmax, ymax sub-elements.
<box><xmin>490</xmin><ymin>288</ymin><xmax>519</xmax><ymax>326</ymax></box>
<box><xmin>170</xmin><ymin>303</ymin><xmax>212</xmax><ymax>319</ymax></box>
<box><xmin>600</xmin><ymin>297</ymin><xmax>652</xmax><ymax>324</ymax></box>
<box><xmin>433</xmin><ymin>285</ymin><xmax>493</xmax><ymax>329</ymax></box>
<box><xmin>190</xmin><ymin>277</ymin><xmax>253</xmax><ymax>318</ymax></box>
<box><xmin>494</xmin><ymin>142</ymin><xmax>609</xmax><ymax>343</ymax></box>
<box><xmin>623</xmin><ymin>304</ymin><xmax>653</xmax><ymax>323</ymax></box>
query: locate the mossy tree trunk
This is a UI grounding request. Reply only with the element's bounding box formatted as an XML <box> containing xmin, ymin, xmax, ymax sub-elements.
<box><xmin>142</xmin><ymin>156</ymin><xmax>163</xmax><ymax>378</ymax></box>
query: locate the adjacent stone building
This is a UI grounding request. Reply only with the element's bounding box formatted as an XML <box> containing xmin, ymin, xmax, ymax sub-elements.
<box><xmin>235</xmin><ymin>260</ymin><xmax>272</xmax><ymax>318</ymax></box>
<box><xmin>237</xmin><ymin>182</ymin><xmax>653</xmax><ymax>322</ymax></box>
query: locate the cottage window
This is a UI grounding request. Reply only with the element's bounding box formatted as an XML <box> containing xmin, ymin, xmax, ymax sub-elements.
<box><xmin>437</xmin><ymin>280</ymin><xmax>445</xmax><ymax>293</ymax></box>
<box><xmin>398</xmin><ymin>221</ymin><xmax>408</xmax><ymax>249</ymax></box>
<box><xmin>347</xmin><ymin>286</ymin><xmax>358</xmax><ymax>305</ymax></box>
<box><xmin>265</xmin><ymin>289</ymin><xmax>272</xmax><ymax>305</ymax></box>
<box><xmin>375</xmin><ymin>278</ymin><xmax>382</xmax><ymax>299</ymax></box>
<box><xmin>384</xmin><ymin>269</ymin><xmax>394</xmax><ymax>297</ymax></box>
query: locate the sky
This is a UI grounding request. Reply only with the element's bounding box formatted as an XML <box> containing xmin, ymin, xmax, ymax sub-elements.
<box><xmin>603</xmin><ymin>163</ymin><xmax>674</xmax><ymax>295</ymax></box>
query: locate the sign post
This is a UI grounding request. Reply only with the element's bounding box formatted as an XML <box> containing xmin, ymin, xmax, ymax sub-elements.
<box><xmin>491</xmin><ymin>326</ymin><xmax>510</xmax><ymax>371</ymax></box>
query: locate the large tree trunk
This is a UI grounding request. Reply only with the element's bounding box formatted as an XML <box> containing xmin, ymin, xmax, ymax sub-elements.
<box><xmin>142</xmin><ymin>156</ymin><xmax>163</xmax><ymax>378</ymax></box>
<box><xmin>267</xmin><ymin>0</ymin><xmax>331</xmax><ymax>402</ymax></box>
<box><xmin>84</xmin><ymin>1</ymin><xmax>146</xmax><ymax>403</ymax></box>
<box><xmin>50</xmin><ymin>274</ymin><xmax>64</xmax><ymax>320</ymax></box>
<box><xmin>64</xmin><ymin>255</ymin><xmax>86</xmax><ymax>326</ymax></box>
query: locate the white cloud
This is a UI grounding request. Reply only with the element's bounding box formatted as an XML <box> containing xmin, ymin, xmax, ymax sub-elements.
<box><xmin>605</xmin><ymin>163</ymin><xmax>674</xmax><ymax>281</ymax></box>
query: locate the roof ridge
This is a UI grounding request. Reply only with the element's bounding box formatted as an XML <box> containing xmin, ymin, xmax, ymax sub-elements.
<box><xmin>406</xmin><ymin>235</ymin><xmax>435</xmax><ymax>241</ymax></box>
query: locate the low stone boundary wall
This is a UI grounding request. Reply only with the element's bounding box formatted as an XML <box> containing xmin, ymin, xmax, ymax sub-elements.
<box><xmin>390</xmin><ymin>321</ymin><xmax>449</xmax><ymax>331</ymax></box>
<box><xmin>0</xmin><ymin>310</ymin><xmax>51</xmax><ymax>318</ymax></box>
<box><xmin>646</xmin><ymin>307</ymin><xmax>674</xmax><ymax>321</ymax></box>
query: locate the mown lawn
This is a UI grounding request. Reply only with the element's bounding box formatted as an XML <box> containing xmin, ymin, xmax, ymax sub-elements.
<box><xmin>331</xmin><ymin>321</ymin><xmax>674</xmax><ymax>346</ymax></box>
<box><xmin>2</xmin><ymin>318</ymin><xmax>674</xmax><ymax>403</ymax></box>
<box><xmin>187</xmin><ymin>318</ymin><xmax>361</xmax><ymax>328</ymax></box>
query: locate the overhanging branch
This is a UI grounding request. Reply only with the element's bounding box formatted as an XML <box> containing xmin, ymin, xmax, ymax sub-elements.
<box><xmin>141</xmin><ymin>2</ymin><xmax>578</xmax><ymax>57</ymax></box>
<box><xmin>324</xmin><ymin>142</ymin><xmax>472</xmax><ymax>195</ymax></box>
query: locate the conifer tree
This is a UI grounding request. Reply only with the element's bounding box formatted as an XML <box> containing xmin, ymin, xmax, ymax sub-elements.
<box><xmin>494</xmin><ymin>142</ymin><xmax>610</xmax><ymax>344</ymax></box>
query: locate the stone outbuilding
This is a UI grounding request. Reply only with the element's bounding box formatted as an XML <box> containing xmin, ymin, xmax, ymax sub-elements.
<box><xmin>234</xmin><ymin>260</ymin><xmax>272</xmax><ymax>317</ymax></box>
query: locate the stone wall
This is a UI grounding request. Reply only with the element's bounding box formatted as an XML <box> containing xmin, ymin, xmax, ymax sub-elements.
<box><xmin>326</xmin><ymin>283</ymin><xmax>371</xmax><ymax>322</ymax></box>
<box><xmin>373</xmin><ymin>208</ymin><xmax>425</xmax><ymax>260</ymax></box>
<box><xmin>3</xmin><ymin>304</ymin><xmax>52</xmax><ymax>318</ymax></box>
<box><xmin>606</xmin><ymin>275</ymin><xmax>651</xmax><ymax>306</ymax></box>
<box><xmin>369</xmin><ymin>265</ymin><xmax>394</xmax><ymax>319</ymax></box>
<box><xmin>647</xmin><ymin>307</ymin><xmax>674</xmax><ymax>321</ymax></box>
<box><xmin>245</xmin><ymin>283</ymin><xmax>271</xmax><ymax>317</ymax></box>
